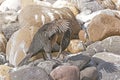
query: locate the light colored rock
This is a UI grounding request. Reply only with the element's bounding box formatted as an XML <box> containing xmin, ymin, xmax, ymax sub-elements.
<box><xmin>6</xmin><ymin>26</ymin><xmax>40</xmax><ymax>67</ymax></box>
<box><xmin>80</xmin><ymin>67</ymin><xmax>98</xmax><ymax>80</ymax></box>
<box><xmin>0</xmin><ymin>11</ymin><xmax>19</xmax><ymax>40</ymax></box>
<box><xmin>88</xmin><ymin>14</ymin><xmax>120</xmax><ymax>42</ymax></box>
<box><xmin>18</xmin><ymin>5</ymin><xmax>81</xmax><ymax>38</ymax></box>
<box><xmin>0</xmin><ymin>0</ymin><xmax>21</xmax><ymax>12</ymax></box>
<box><xmin>43</xmin><ymin>0</ymin><xmax>57</xmax><ymax>4</ymax></box>
<box><xmin>86</xmin><ymin>41</ymin><xmax>105</xmax><ymax>55</ymax></box>
<box><xmin>67</xmin><ymin>39</ymin><xmax>86</xmax><ymax>53</ymax></box>
<box><xmin>0</xmin><ymin>0</ymin><xmax>4</xmax><ymax>4</ymax></box>
<box><xmin>52</xmin><ymin>0</ymin><xmax>79</xmax><ymax>16</ymax></box>
<box><xmin>76</xmin><ymin>9</ymin><xmax>120</xmax><ymax>24</ymax></box>
<box><xmin>34</xmin><ymin>0</ymin><xmax>52</xmax><ymax>7</ymax></box>
<box><xmin>112</xmin><ymin>0</ymin><xmax>120</xmax><ymax>10</ymax></box>
<box><xmin>0</xmin><ymin>0</ymin><xmax>52</xmax><ymax>12</ymax></box>
<box><xmin>21</xmin><ymin>0</ymin><xmax>34</xmax><ymax>9</ymax></box>
<box><xmin>0</xmin><ymin>11</ymin><xmax>18</xmax><ymax>25</ymax></box>
<box><xmin>101</xmin><ymin>36</ymin><xmax>120</xmax><ymax>55</ymax></box>
<box><xmin>67</xmin><ymin>0</ymin><xmax>103</xmax><ymax>12</ymax></box>
<box><xmin>2</xmin><ymin>22</ymin><xmax>20</xmax><ymax>40</ymax></box>
<box><xmin>21</xmin><ymin>0</ymin><xmax>52</xmax><ymax>9</ymax></box>
<box><xmin>92</xmin><ymin>52</ymin><xmax>120</xmax><ymax>64</ymax></box>
<box><xmin>50</xmin><ymin>65</ymin><xmax>80</xmax><ymax>80</ymax></box>
<box><xmin>0</xmin><ymin>65</ymin><xmax>12</xmax><ymax>80</ymax></box>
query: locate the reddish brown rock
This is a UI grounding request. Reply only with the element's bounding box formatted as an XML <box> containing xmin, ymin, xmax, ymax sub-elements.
<box><xmin>80</xmin><ymin>67</ymin><xmax>98</xmax><ymax>80</ymax></box>
<box><xmin>88</xmin><ymin>14</ymin><xmax>120</xmax><ymax>42</ymax></box>
<box><xmin>67</xmin><ymin>39</ymin><xmax>86</xmax><ymax>53</ymax></box>
<box><xmin>50</xmin><ymin>65</ymin><xmax>80</xmax><ymax>80</ymax></box>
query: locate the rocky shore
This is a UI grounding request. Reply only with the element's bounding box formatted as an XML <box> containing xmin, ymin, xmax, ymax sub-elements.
<box><xmin>0</xmin><ymin>0</ymin><xmax>120</xmax><ymax>80</ymax></box>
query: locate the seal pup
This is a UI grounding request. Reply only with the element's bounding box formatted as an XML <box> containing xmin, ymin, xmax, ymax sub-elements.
<box><xmin>18</xmin><ymin>19</ymin><xmax>72</xmax><ymax>66</ymax></box>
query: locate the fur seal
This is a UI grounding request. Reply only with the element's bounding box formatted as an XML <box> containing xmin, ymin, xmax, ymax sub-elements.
<box><xmin>18</xmin><ymin>19</ymin><xmax>72</xmax><ymax>66</ymax></box>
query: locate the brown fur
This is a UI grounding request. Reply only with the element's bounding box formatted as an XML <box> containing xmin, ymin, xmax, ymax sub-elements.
<box><xmin>18</xmin><ymin>19</ymin><xmax>72</xmax><ymax>66</ymax></box>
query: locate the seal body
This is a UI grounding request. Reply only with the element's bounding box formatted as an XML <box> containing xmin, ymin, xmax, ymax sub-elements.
<box><xmin>18</xmin><ymin>19</ymin><xmax>72</xmax><ymax>66</ymax></box>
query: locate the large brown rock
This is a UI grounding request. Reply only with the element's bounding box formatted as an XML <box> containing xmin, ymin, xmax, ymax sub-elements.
<box><xmin>88</xmin><ymin>14</ymin><xmax>120</xmax><ymax>42</ymax></box>
<box><xmin>6</xmin><ymin>26</ymin><xmax>40</xmax><ymax>66</ymax></box>
<box><xmin>18</xmin><ymin>5</ymin><xmax>81</xmax><ymax>38</ymax></box>
<box><xmin>50</xmin><ymin>65</ymin><xmax>80</xmax><ymax>80</ymax></box>
<box><xmin>78</xmin><ymin>30</ymin><xmax>87</xmax><ymax>42</ymax></box>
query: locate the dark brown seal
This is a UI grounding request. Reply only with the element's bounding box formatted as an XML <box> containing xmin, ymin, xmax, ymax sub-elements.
<box><xmin>18</xmin><ymin>19</ymin><xmax>72</xmax><ymax>66</ymax></box>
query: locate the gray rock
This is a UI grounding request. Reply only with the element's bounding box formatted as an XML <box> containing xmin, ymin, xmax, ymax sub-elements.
<box><xmin>0</xmin><ymin>52</ymin><xmax>6</xmax><ymax>64</ymax></box>
<box><xmin>101</xmin><ymin>36</ymin><xmax>120</xmax><ymax>55</ymax></box>
<box><xmin>79</xmin><ymin>0</ymin><xmax>104</xmax><ymax>12</ymax></box>
<box><xmin>0</xmin><ymin>11</ymin><xmax>19</xmax><ymax>40</ymax></box>
<box><xmin>97</xmin><ymin>62</ymin><xmax>120</xmax><ymax>80</ymax></box>
<box><xmin>86</xmin><ymin>41</ymin><xmax>106</xmax><ymax>57</ymax></box>
<box><xmin>2</xmin><ymin>22</ymin><xmax>20</xmax><ymax>40</ymax></box>
<box><xmin>28</xmin><ymin>59</ymin><xmax>45</xmax><ymax>66</ymax></box>
<box><xmin>66</xmin><ymin>0</ymin><xmax>103</xmax><ymax>11</ymax></box>
<box><xmin>91</xmin><ymin>52</ymin><xmax>120</xmax><ymax>65</ymax></box>
<box><xmin>10</xmin><ymin>67</ymin><xmax>53</xmax><ymax>80</ymax></box>
<box><xmin>45</xmin><ymin>0</ymin><xmax>57</xmax><ymax>4</ymax></box>
<box><xmin>64</xmin><ymin>52</ymin><xmax>91</xmax><ymax>70</ymax></box>
<box><xmin>0</xmin><ymin>11</ymin><xmax>18</xmax><ymax>25</ymax></box>
<box><xmin>80</xmin><ymin>66</ymin><xmax>98</xmax><ymax>80</ymax></box>
<box><xmin>37</xmin><ymin>60</ymin><xmax>61</xmax><ymax>74</ymax></box>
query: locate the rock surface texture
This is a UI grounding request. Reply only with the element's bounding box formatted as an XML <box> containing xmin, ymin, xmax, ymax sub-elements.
<box><xmin>0</xmin><ymin>0</ymin><xmax>120</xmax><ymax>80</ymax></box>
